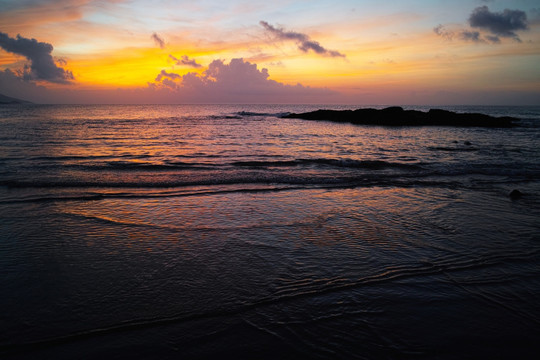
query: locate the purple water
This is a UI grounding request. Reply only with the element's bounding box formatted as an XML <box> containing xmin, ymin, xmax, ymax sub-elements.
<box><xmin>1</xmin><ymin>104</ymin><xmax>539</xmax><ymax>359</ymax></box>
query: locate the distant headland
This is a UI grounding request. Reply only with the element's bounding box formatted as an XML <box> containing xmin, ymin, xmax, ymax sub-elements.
<box><xmin>0</xmin><ymin>93</ymin><xmax>32</xmax><ymax>104</ymax></box>
<box><xmin>283</xmin><ymin>107</ymin><xmax>519</xmax><ymax>128</ymax></box>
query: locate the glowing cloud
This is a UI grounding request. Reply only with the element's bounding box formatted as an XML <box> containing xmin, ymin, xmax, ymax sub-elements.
<box><xmin>0</xmin><ymin>32</ymin><xmax>73</xmax><ymax>83</ymax></box>
<box><xmin>0</xmin><ymin>0</ymin><xmax>538</xmax><ymax>105</ymax></box>
<box><xmin>153</xmin><ymin>58</ymin><xmax>336</xmax><ymax>103</ymax></box>
<box><xmin>259</xmin><ymin>21</ymin><xmax>345</xmax><ymax>58</ymax></box>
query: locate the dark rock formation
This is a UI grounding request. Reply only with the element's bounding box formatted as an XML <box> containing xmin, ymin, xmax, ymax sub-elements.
<box><xmin>509</xmin><ymin>189</ymin><xmax>523</xmax><ymax>199</ymax></box>
<box><xmin>282</xmin><ymin>107</ymin><xmax>519</xmax><ymax>128</ymax></box>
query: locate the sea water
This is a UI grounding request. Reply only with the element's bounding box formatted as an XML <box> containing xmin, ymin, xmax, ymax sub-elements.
<box><xmin>1</xmin><ymin>104</ymin><xmax>539</xmax><ymax>359</ymax></box>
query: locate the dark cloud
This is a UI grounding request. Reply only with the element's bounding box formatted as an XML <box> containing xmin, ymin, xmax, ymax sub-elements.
<box><xmin>169</xmin><ymin>54</ymin><xmax>202</xmax><ymax>68</ymax></box>
<box><xmin>153</xmin><ymin>58</ymin><xmax>336</xmax><ymax>103</ymax></box>
<box><xmin>0</xmin><ymin>32</ymin><xmax>74</xmax><ymax>83</ymax></box>
<box><xmin>260</xmin><ymin>21</ymin><xmax>345</xmax><ymax>58</ymax></box>
<box><xmin>459</xmin><ymin>30</ymin><xmax>483</xmax><ymax>43</ymax></box>
<box><xmin>484</xmin><ymin>35</ymin><xmax>501</xmax><ymax>44</ymax></box>
<box><xmin>468</xmin><ymin>6</ymin><xmax>528</xmax><ymax>41</ymax></box>
<box><xmin>155</xmin><ymin>69</ymin><xmax>181</xmax><ymax>82</ymax></box>
<box><xmin>0</xmin><ymin>68</ymin><xmax>49</xmax><ymax>102</ymax></box>
<box><xmin>151</xmin><ymin>32</ymin><xmax>165</xmax><ymax>49</ymax></box>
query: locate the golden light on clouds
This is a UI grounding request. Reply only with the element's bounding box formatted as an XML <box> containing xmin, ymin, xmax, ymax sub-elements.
<box><xmin>0</xmin><ymin>0</ymin><xmax>538</xmax><ymax>104</ymax></box>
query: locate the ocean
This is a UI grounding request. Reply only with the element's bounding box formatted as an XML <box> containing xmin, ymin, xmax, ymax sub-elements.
<box><xmin>1</xmin><ymin>104</ymin><xmax>539</xmax><ymax>359</ymax></box>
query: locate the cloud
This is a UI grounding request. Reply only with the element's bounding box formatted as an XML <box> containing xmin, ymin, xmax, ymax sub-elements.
<box><xmin>155</xmin><ymin>69</ymin><xmax>181</xmax><ymax>82</ymax></box>
<box><xmin>433</xmin><ymin>24</ymin><xmax>454</xmax><ymax>40</ymax></box>
<box><xmin>153</xmin><ymin>57</ymin><xmax>336</xmax><ymax>103</ymax></box>
<box><xmin>434</xmin><ymin>22</ymin><xmax>513</xmax><ymax>44</ymax></box>
<box><xmin>259</xmin><ymin>21</ymin><xmax>345</xmax><ymax>58</ymax></box>
<box><xmin>160</xmin><ymin>77</ymin><xmax>177</xmax><ymax>90</ymax></box>
<box><xmin>468</xmin><ymin>6</ymin><xmax>528</xmax><ymax>41</ymax></box>
<box><xmin>0</xmin><ymin>32</ymin><xmax>74</xmax><ymax>83</ymax></box>
<box><xmin>0</xmin><ymin>0</ymin><xmax>88</xmax><ymax>30</ymax></box>
<box><xmin>433</xmin><ymin>25</ymin><xmax>482</xmax><ymax>43</ymax></box>
<box><xmin>151</xmin><ymin>32</ymin><xmax>165</xmax><ymax>49</ymax></box>
<box><xmin>169</xmin><ymin>54</ymin><xmax>202</xmax><ymax>68</ymax></box>
<box><xmin>1</xmin><ymin>57</ymin><xmax>336</xmax><ymax>104</ymax></box>
<box><xmin>459</xmin><ymin>30</ymin><xmax>483</xmax><ymax>43</ymax></box>
<box><xmin>0</xmin><ymin>68</ymin><xmax>49</xmax><ymax>101</ymax></box>
<box><xmin>484</xmin><ymin>35</ymin><xmax>501</xmax><ymax>44</ymax></box>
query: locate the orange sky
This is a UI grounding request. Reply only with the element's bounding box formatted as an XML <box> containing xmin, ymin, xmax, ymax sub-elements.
<box><xmin>1</xmin><ymin>0</ymin><xmax>539</xmax><ymax>104</ymax></box>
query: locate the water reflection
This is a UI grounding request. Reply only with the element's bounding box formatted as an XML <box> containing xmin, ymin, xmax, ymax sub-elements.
<box><xmin>2</xmin><ymin>104</ymin><xmax>540</xmax><ymax>358</ymax></box>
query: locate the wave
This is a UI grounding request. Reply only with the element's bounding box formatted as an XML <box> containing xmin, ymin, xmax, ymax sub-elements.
<box><xmin>101</xmin><ymin>161</ymin><xmax>212</xmax><ymax>170</ymax></box>
<box><xmin>5</xmin><ymin>157</ymin><xmax>424</xmax><ymax>172</ymax></box>
<box><xmin>235</xmin><ymin>111</ymin><xmax>291</xmax><ymax>118</ymax></box>
<box><xmin>0</xmin><ymin>174</ymin><xmax>488</xmax><ymax>195</ymax></box>
<box><xmin>0</xmin><ymin>171</ymin><xmax>458</xmax><ymax>194</ymax></box>
<box><xmin>0</xmin><ymin>176</ymin><xmax>365</xmax><ymax>189</ymax></box>
<box><xmin>231</xmin><ymin>158</ymin><xmax>423</xmax><ymax>170</ymax></box>
<box><xmin>0</xmin><ymin>185</ymin><xmax>312</xmax><ymax>204</ymax></box>
<box><xmin>209</xmin><ymin>115</ymin><xmax>242</xmax><ymax>120</ymax></box>
<box><xmin>2</xmin><ymin>157</ymin><xmax>537</xmax><ymax>192</ymax></box>
<box><xmin>2</xmin><ymin>150</ymin><xmax>538</xmax><ymax>197</ymax></box>
<box><xmin>427</xmin><ymin>146</ymin><xmax>477</xmax><ymax>152</ymax></box>
<box><xmin>28</xmin><ymin>154</ymin><xmax>155</xmax><ymax>162</ymax></box>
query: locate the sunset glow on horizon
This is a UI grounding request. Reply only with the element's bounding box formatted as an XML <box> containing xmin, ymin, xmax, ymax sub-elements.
<box><xmin>1</xmin><ymin>0</ymin><xmax>539</xmax><ymax>104</ymax></box>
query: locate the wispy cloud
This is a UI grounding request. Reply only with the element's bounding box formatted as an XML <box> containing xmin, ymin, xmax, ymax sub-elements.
<box><xmin>259</xmin><ymin>21</ymin><xmax>345</xmax><ymax>58</ymax></box>
<box><xmin>434</xmin><ymin>25</ymin><xmax>487</xmax><ymax>43</ymax></box>
<box><xmin>169</xmin><ymin>54</ymin><xmax>202</xmax><ymax>68</ymax></box>
<box><xmin>155</xmin><ymin>69</ymin><xmax>180</xmax><ymax>82</ymax></box>
<box><xmin>433</xmin><ymin>24</ymin><xmax>454</xmax><ymax>40</ymax></box>
<box><xmin>0</xmin><ymin>32</ymin><xmax>73</xmax><ymax>83</ymax></box>
<box><xmin>468</xmin><ymin>6</ymin><xmax>528</xmax><ymax>42</ymax></box>
<box><xmin>151</xmin><ymin>32</ymin><xmax>165</xmax><ymax>49</ymax></box>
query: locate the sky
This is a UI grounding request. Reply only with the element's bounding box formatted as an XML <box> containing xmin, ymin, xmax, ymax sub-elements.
<box><xmin>0</xmin><ymin>0</ymin><xmax>539</xmax><ymax>104</ymax></box>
